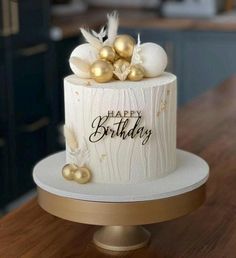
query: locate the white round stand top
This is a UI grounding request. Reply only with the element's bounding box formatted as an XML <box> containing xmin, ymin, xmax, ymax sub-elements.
<box><xmin>33</xmin><ymin>149</ymin><xmax>209</xmax><ymax>202</ymax></box>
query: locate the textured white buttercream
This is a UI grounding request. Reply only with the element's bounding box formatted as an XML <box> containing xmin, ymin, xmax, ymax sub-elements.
<box><xmin>64</xmin><ymin>72</ymin><xmax>177</xmax><ymax>183</ymax></box>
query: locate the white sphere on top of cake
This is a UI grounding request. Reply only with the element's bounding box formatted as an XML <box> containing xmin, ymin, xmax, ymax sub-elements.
<box><xmin>138</xmin><ymin>42</ymin><xmax>168</xmax><ymax>78</ymax></box>
<box><xmin>69</xmin><ymin>43</ymin><xmax>98</xmax><ymax>79</ymax></box>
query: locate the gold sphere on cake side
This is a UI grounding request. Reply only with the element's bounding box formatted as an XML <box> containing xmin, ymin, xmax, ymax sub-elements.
<box><xmin>128</xmin><ymin>64</ymin><xmax>144</xmax><ymax>81</ymax></box>
<box><xmin>90</xmin><ymin>60</ymin><xmax>114</xmax><ymax>83</ymax></box>
<box><xmin>73</xmin><ymin>167</ymin><xmax>91</xmax><ymax>184</ymax></box>
<box><xmin>62</xmin><ymin>163</ymin><xmax>79</xmax><ymax>180</ymax></box>
<box><xmin>113</xmin><ymin>35</ymin><xmax>135</xmax><ymax>59</ymax></box>
<box><xmin>99</xmin><ymin>46</ymin><xmax>116</xmax><ymax>63</ymax></box>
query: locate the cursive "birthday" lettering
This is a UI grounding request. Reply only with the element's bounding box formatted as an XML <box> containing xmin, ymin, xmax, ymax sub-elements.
<box><xmin>89</xmin><ymin>115</ymin><xmax>152</xmax><ymax>145</ymax></box>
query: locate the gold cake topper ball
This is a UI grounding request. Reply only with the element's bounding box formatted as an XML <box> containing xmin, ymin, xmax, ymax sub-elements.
<box><xmin>99</xmin><ymin>46</ymin><xmax>116</xmax><ymax>63</ymax></box>
<box><xmin>114</xmin><ymin>35</ymin><xmax>136</xmax><ymax>59</ymax></box>
<box><xmin>69</xmin><ymin>12</ymin><xmax>168</xmax><ymax>83</ymax></box>
<box><xmin>128</xmin><ymin>64</ymin><xmax>144</xmax><ymax>81</ymax></box>
<box><xmin>62</xmin><ymin>164</ymin><xmax>91</xmax><ymax>184</ymax></box>
<box><xmin>90</xmin><ymin>60</ymin><xmax>114</xmax><ymax>83</ymax></box>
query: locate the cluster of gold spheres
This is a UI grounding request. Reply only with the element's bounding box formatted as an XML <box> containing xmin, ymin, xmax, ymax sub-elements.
<box><xmin>62</xmin><ymin>163</ymin><xmax>91</xmax><ymax>184</ymax></box>
<box><xmin>90</xmin><ymin>35</ymin><xmax>144</xmax><ymax>83</ymax></box>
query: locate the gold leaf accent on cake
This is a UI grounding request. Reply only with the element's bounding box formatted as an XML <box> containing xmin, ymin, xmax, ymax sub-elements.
<box><xmin>157</xmin><ymin>100</ymin><xmax>168</xmax><ymax>117</ymax></box>
<box><xmin>77</xmin><ymin>79</ymin><xmax>91</xmax><ymax>86</ymax></box>
<box><xmin>100</xmin><ymin>154</ymin><xmax>107</xmax><ymax>162</ymax></box>
<box><xmin>160</xmin><ymin>100</ymin><xmax>167</xmax><ymax>111</ymax></box>
<box><xmin>64</xmin><ymin>125</ymin><xmax>79</xmax><ymax>152</ymax></box>
<box><xmin>75</xmin><ymin>91</ymin><xmax>80</xmax><ymax>102</ymax></box>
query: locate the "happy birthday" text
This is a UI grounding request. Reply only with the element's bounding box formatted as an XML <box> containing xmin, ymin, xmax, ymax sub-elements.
<box><xmin>89</xmin><ymin>114</ymin><xmax>152</xmax><ymax>145</ymax></box>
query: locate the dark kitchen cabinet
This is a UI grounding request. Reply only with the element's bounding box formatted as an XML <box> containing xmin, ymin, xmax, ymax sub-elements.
<box><xmin>10</xmin><ymin>45</ymin><xmax>57</xmax><ymax>198</ymax></box>
<box><xmin>0</xmin><ymin>0</ymin><xmax>56</xmax><ymax>207</ymax></box>
<box><xmin>12</xmin><ymin>44</ymin><xmax>50</xmax><ymax>123</ymax></box>
<box><xmin>15</xmin><ymin>124</ymin><xmax>49</xmax><ymax>195</ymax></box>
<box><xmin>10</xmin><ymin>0</ymin><xmax>50</xmax><ymax>47</ymax></box>
<box><xmin>0</xmin><ymin>45</ymin><xmax>5</xmax><ymax>121</ymax></box>
<box><xmin>0</xmin><ymin>132</ymin><xmax>9</xmax><ymax>207</ymax></box>
<box><xmin>0</xmin><ymin>38</ymin><xmax>9</xmax><ymax>123</ymax></box>
<box><xmin>11</xmin><ymin>45</ymin><xmax>53</xmax><ymax>195</ymax></box>
<box><xmin>0</xmin><ymin>39</ymin><xmax>11</xmax><ymax>206</ymax></box>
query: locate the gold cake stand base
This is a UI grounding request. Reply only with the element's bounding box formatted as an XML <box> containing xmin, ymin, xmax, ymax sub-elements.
<box><xmin>93</xmin><ymin>226</ymin><xmax>150</xmax><ymax>251</ymax></box>
<box><xmin>37</xmin><ymin>184</ymin><xmax>206</xmax><ymax>251</ymax></box>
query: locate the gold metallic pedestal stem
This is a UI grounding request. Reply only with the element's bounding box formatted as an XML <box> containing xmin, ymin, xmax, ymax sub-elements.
<box><xmin>93</xmin><ymin>226</ymin><xmax>150</xmax><ymax>251</ymax></box>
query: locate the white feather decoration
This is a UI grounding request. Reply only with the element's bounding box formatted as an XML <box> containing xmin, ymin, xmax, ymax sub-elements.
<box><xmin>64</xmin><ymin>125</ymin><xmax>79</xmax><ymax>152</ymax></box>
<box><xmin>80</xmin><ymin>28</ymin><xmax>102</xmax><ymax>50</ymax></box>
<box><xmin>69</xmin><ymin>57</ymin><xmax>91</xmax><ymax>74</ymax></box>
<box><xmin>92</xmin><ymin>26</ymin><xmax>106</xmax><ymax>43</ymax></box>
<box><xmin>131</xmin><ymin>33</ymin><xmax>142</xmax><ymax>65</ymax></box>
<box><xmin>68</xmin><ymin>149</ymin><xmax>80</xmax><ymax>165</ymax></box>
<box><xmin>77</xmin><ymin>138</ymin><xmax>90</xmax><ymax>166</ymax></box>
<box><xmin>105</xmin><ymin>11</ymin><xmax>119</xmax><ymax>46</ymax></box>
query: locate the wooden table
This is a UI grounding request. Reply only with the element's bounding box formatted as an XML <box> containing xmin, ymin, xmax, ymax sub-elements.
<box><xmin>1</xmin><ymin>77</ymin><xmax>236</xmax><ymax>257</ymax></box>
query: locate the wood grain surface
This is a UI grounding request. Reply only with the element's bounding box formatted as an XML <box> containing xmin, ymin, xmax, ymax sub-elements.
<box><xmin>1</xmin><ymin>76</ymin><xmax>236</xmax><ymax>257</ymax></box>
<box><xmin>52</xmin><ymin>7</ymin><xmax>236</xmax><ymax>39</ymax></box>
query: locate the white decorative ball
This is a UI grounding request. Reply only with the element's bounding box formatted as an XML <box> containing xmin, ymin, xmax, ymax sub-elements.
<box><xmin>139</xmin><ymin>43</ymin><xmax>168</xmax><ymax>77</ymax></box>
<box><xmin>69</xmin><ymin>43</ymin><xmax>98</xmax><ymax>79</ymax></box>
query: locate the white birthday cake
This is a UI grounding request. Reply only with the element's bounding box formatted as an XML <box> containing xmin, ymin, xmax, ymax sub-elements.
<box><xmin>62</xmin><ymin>12</ymin><xmax>177</xmax><ymax>185</ymax></box>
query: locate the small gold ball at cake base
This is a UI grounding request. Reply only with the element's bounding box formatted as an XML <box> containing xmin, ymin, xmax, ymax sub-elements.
<box><xmin>90</xmin><ymin>60</ymin><xmax>114</xmax><ymax>83</ymax></box>
<box><xmin>128</xmin><ymin>64</ymin><xmax>144</xmax><ymax>81</ymax></box>
<box><xmin>99</xmin><ymin>46</ymin><xmax>116</xmax><ymax>63</ymax></box>
<box><xmin>73</xmin><ymin>167</ymin><xmax>91</xmax><ymax>184</ymax></box>
<box><xmin>114</xmin><ymin>35</ymin><xmax>136</xmax><ymax>59</ymax></box>
<box><xmin>62</xmin><ymin>163</ymin><xmax>78</xmax><ymax>180</ymax></box>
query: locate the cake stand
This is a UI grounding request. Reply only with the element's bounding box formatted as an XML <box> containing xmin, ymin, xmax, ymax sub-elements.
<box><xmin>33</xmin><ymin>149</ymin><xmax>209</xmax><ymax>252</ymax></box>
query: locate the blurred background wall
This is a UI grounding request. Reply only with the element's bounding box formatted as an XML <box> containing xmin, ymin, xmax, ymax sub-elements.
<box><xmin>1</xmin><ymin>0</ymin><xmax>236</xmax><ymax>211</ymax></box>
